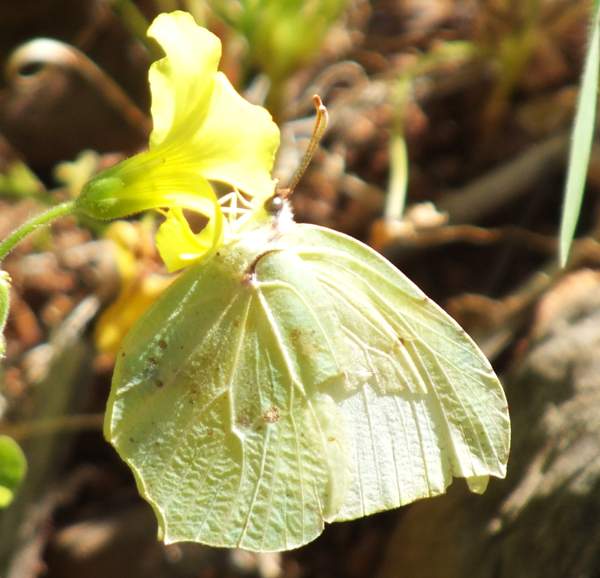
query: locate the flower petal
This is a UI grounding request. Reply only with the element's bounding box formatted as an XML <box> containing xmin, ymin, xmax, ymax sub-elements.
<box><xmin>190</xmin><ymin>72</ymin><xmax>280</xmax><ymax>201</ymax></box>
<box><xmin>146</xmin><ymin>11</ymin><xmax>280</xmax><ymax>201</ymax></box>
<box><xmin>156</xmin><ymin>204</ymin><xmax>223</xmax><ymax>272</ymax></box>
<box><xmin>95</xmin><ymin>272</ymin><xmax>175</xmax><ymax>354</ymax></box>
<box><xmin>147</xmin><ymin>11</ymin><xmax>221</xmax><ymax>146</ymax></box>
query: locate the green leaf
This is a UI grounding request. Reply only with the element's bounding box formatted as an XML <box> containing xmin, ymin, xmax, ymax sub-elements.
<box><xmin>0</xmin><ymin>435</ymin><xmax>27</xmax><ymax>508</ymax></box>
<box><xmin>0</xmin><ymin>271</ymin><xmax>10</xmax><ymax>358</ymax></box>
<box><xmin>105</xmin><ymin>214</ymin><xmax>510</xmax><ymax>551</ymax></box>
<box><xmin>559</xmin><ymin>0</ymin><xmax>600</xmax><ymax>266</ymax></box>
<box><xmin>0</xmin><ymin>161</ymin><xmax>44</xmax><ymax>199</ymax></box>
<box><xmin>221</xmin><ymin>0</ymin><xmax>349</xmax><ymax>84</ymax></box>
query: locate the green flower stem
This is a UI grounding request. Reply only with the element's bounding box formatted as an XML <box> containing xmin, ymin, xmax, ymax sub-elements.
<box><xmin>0</xmin><ymin>200</ymin><xmax>77</xmax><ymax>263</ymax></box>
<box><xmin>110</xmin><ymin>0</ymin><xmax>164</xmax><ymax>61</ymax></box>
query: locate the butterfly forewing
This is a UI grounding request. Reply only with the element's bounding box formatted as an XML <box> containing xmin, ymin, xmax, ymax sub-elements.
<box><xmin>287</xmin><ymin>224</ymin><xmax>510</xmax><ymax>518</ymax></box>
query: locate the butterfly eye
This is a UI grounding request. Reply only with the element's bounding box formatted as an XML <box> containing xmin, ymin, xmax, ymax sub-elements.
<box><xmin>264</xmin><ymin>194</ymin><xmax>285</xmax><ymax>215</ymax></box>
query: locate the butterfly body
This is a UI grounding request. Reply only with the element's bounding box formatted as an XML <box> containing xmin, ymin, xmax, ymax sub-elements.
<box><xmin>106</xmin><ymin>213</ymin><xmax>510</xmax><ymax>551</ymax></box>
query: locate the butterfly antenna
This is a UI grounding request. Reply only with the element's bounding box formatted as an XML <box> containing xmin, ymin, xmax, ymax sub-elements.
<box><xmin>285</xmin><ymin>95</ymin><xmax>329</xmax><ymax>195</ymax></box>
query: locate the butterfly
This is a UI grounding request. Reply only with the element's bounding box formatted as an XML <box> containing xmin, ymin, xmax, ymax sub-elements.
<box><xmin>104</xmin><ymin>98</ymin><xmax>510</xmax><ymax>552</ymax></box>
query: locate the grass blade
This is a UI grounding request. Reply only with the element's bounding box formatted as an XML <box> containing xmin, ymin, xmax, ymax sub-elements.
<box><xmin>559</xmin><ymin>0</ymin><xmax>600</xmax><ymax>266</ymax></box>
<box><xmin>385</xmin><ymin>131</ymin><xmax>409</xmax><ymax>220</ymax></box>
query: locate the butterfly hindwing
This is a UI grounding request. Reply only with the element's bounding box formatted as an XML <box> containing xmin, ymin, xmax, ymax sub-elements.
<box><xmin>106</xmin><ymin>244</ymin><xmax>348</xmax><ymax>551</ymax></box>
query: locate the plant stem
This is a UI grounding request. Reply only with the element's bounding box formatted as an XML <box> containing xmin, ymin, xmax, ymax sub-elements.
<box><xmin>0</xmin><ymin>200</ymin><xmax>77</xmax><ymax>263</ymax></box>
<box><xmin>0</xmin><ymin>413</ymin><xmax>104</xmax><ymax>441</ymax></box>
<box><xmin>110</xmin><ymin>0</ymin><xmax>164</xmax><ymax>61</ymax></box>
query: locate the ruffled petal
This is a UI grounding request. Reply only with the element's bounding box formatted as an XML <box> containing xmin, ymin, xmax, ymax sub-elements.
<box><xmin>148</xmin><ymin>11</ymin><xmax>221</xmax><ymax>146</ymax></box>
<box><xmin>156</xmin><ymin>203</ymin><xmax>223</xmax><ymax>272</ymax></box>
<box><xmin>184</xmin><ymin>72</ymin><xmax>280</xmax><ymax>202</ymax></box>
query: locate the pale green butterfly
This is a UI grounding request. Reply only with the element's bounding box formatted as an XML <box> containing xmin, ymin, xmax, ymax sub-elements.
<box><xmin>105</xmin><ymin>99</ymin><xmax>510</xmax><ymax>552</ymax></box>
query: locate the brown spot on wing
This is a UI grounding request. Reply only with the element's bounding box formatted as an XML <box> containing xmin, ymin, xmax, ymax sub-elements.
<box><xmin>263</xmin><ymin>406</ymin><xmax>280</xmax><ymax>424</ymax></box>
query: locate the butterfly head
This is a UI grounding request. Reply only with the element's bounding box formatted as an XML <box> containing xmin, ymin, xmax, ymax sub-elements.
<box><xmin>264</xmin><ymin>191</ymin><xmax>286</xmax><ymax>215</ymax></box>
<box><xmin>263</xmin><ymin>188</ymin><xmax>294</xmax><ymax>233</ymax></box>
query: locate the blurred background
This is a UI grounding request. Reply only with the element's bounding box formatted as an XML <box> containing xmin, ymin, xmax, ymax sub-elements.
<box><xmin>1</xmin><ymin>1</ymin><xmax>600</xmax><ymax>577</ymax></box>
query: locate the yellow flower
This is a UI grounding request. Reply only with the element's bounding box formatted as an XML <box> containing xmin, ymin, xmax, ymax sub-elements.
<box><xmin>94</xmin><ymin>221</ymin><xmax>175</xmax><ymax>355</ymax></box>
<box><xmin>77</xmin><ymin>11</ymin><xmax>280</xmax><ymax>271</ymax></box>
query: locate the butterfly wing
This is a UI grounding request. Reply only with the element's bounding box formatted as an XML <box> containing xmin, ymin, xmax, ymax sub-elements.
<box><xmin>106</xmin><ymin>221</ymin><xmax>510</xmax><ymax>551</ymax></box>
<box><xmin>105</xmin><ymin>245</ymin><xmax>349</xmax><ymax>551</ymax></box>
<box><xmin>278</xmin><ymin>223</ymin><xmax>510</xmax><ymax>521</ymax></box>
